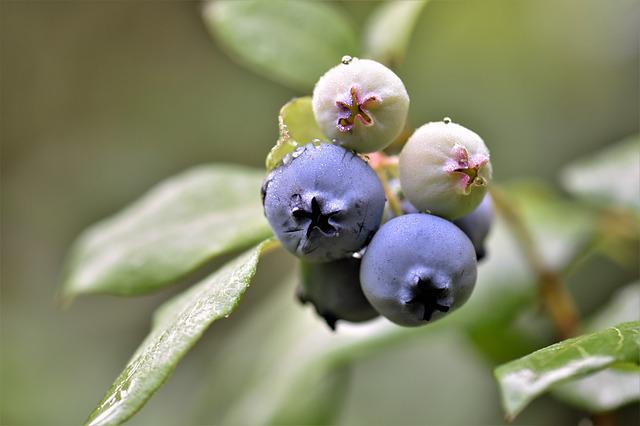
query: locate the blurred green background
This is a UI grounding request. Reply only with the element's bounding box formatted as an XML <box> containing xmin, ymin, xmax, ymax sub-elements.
<box><xmin>1</xmin><ymin>0</ymin><xmax>638</xmax><ymax>424</ymax></box>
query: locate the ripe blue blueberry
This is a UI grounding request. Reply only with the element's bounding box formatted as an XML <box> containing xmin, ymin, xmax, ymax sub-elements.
<box><xmin>360</xmin><ymin>213</ymin><xmax>477</xmax><ymax>327</ymax></box>
<box><xmin>296</xmin><ymin>258</ymin><xmax>379</xmax><ymax>330</ymax></box>
<box><xmin>453</xmin><ymin>194</ymin><xmax>494</xmax><ymax>261</ymax></box>
<box><xmin>262</xmin><ymin>142</ymin><xmax>385</xmax><ymax>262</ymax></box>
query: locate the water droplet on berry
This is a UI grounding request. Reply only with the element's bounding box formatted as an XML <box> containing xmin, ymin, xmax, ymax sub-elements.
<box><xmin>284</xmin><ymin>147</ymin><xmax>303</xmax><ymax>164</ymax></box>
<box><xmin>353</xmin><ymin>247</ymin><xmax>366</xmax><ymax>259</ymax></box>
<box><xmin>341</xmin><ymin>55</ymin><xmax>353</xmax><ymax>65</ymax></box>
<box><xmin>443</xmin><ymin>117</ymin><xmax>452</xmax><ymax>124</ymax></box>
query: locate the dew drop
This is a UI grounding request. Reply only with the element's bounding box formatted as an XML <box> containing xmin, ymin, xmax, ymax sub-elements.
<box><xmin>341</xmin><ymin>55</ymin><xmax>353</xmax><ymax>65</ymax></box>
<box><xmin>443</xmin><ymin>117</ymin><xmax>452</xmax><ymax>124</ymax></box>
<box><xmin>287</xmin><ymin>145</ymin><xmax>307</xmax><ymax>161</ymax></box>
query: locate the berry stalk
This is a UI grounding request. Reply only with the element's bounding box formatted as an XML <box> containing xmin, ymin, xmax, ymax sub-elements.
<box><xmin>489</xmin><ymin>186</ymin><xmax>580</xmax><ymax>340</ymax></box>
<box><xmin>377</xmin><ymin>169</ymin><xmax>403</xmax><ymax>217</ymax></box>
<box><xmin>368</xmin><ymin>152</ymin><xmax>403</xmax><ymax>217</ymax></box>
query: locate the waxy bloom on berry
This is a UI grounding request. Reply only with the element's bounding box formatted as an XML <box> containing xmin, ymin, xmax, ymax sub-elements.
<box><xmin>360</xmin><ymin>213</ymin><xmax>477</xmax><ymax>327</ymax></box>
<box><xmin>262</xmin><ymin>142</ymin><xmax>385</xmax><ymax>262</ymax></box>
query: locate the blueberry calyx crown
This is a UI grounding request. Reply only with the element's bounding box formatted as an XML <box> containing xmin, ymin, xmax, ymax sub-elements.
<box><xmin>447</xmin><ymin>144</ymin><xmax>489</xmax><ymax>194</ymax></box>
<box><xmin>404</xmin><ymin>276</ymin><xmax>451</xmax><ymax>321</ymax></box>
<box><xmin>319</xmin><ymin>312</ymin><xmax>339</xmax><ymax>330</ymax></box>
<box><xmin>335</xmin><ymin>86</ymin><xmax>378</xmax><ymax>133</ymax></box>
<box><xmin>291</xmin><ymin>195</ymin><xmax>340</xmax><ymax>239</ymax></box>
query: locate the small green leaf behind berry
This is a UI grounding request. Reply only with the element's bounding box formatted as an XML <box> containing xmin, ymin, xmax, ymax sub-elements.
<box><xmin>265</xmin><ymin>97</ymin><xmax>326</xmax><ymax>171</ymax></box>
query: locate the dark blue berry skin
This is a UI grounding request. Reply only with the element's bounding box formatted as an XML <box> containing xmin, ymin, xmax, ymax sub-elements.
<box><xmin>296</xmin><ymin>258</ymin><xmax>379</xmax><ymax>330</ymax></box>
<box><xmin>393</xmin><ymin>194</ymin><xmax>492</xmax><ymax>261</ymax></box>
<box><xmin>262</xmin><ymin>143</ymin><xmax>385</xmax><ymax>262</ymax></box>
<box><xmin>453</xmin><ymin>194</ymin><xmax>494</xmax><ymax>261</ymax></box>
<box><xmin>360</xmin><ymin>213</ymin><xmax>477</xmax><ymax>327</ymax></box>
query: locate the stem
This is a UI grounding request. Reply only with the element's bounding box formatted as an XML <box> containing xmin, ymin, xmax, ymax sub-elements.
<box><xmin>368</xmin><ymin>153</ymin><xmax>403</xmax><ymax>217</ymax></box>
<box><xmin>377</xmin><ymin>170</ymin><xmax>403</xmax><ymax>217</ymax></box>
<box><xmin>595</xmin><ymin>207</ymin><xmax>640</xmax><ymax>270</ymax></box>
<box><xmin>489</xmin><ymin>186</ymin><xmax>580</xmax><ymax>340</ymax></box>
<box><xmin>560</xmin><ymin>231</ymin><xmax>599</xmax><ymax>278</ymax></box>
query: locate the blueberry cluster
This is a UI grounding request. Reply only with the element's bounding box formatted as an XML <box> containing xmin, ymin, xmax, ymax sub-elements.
<box><xmin>262</xmin><ymin>57</ymin><xmax>493</xmax><ymax>329</ymax></box>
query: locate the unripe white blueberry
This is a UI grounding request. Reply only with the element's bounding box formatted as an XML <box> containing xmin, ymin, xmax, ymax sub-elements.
<box><xmin>312</xmin><ymin>57</ymin><xmax>410</xmax><ymax>153</ymax></box>
<box><xmin>399</xmin><ymin>119</ymin><xmax>492</xmax><ymax>220</ymax></box>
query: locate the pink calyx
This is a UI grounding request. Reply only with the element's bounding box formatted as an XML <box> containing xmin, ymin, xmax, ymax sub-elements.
<box><xmin>445</xmin><ymin>144</ymin><xmax>489</xmax><ymax>194</ymax></box>
<box><xmin>335</xmin><ymin>86</ymin><xmax>378</xmax><ymax>133</ymax></box>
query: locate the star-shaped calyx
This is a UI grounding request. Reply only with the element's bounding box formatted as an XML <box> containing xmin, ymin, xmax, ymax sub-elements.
<box><xmin>404</xmin><ymin>276</ymin><xmax>451</xmax><ymax>321</ymax></box>
<box><xmin>291</xmin><ymin>197</ymin><xmax>340</xmax><ymax>238</ymax></box>
<box><xmin>445</xmin><ymin>144</ymin><xmax>489</xmax><ymax>194</ymax></box>
<box><xmin>335</xmin><ymin>86</ymin><xmax>379</xmax><ymax>133</ymax></box>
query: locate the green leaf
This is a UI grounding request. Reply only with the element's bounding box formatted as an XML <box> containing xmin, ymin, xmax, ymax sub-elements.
<box><xmin>560</xmin><ymin>134</ymin><xmax>640</xmax><ymax>212</ymax></box>
<box><xmin>550</xmin><ymin>283</ymin><xmax>640</xmax><ymax>413</ymax></box>
<box><xmin>494</xmin><ymin>321</ymin><xmax>640</xmax><ymax>420</ymax></box>
<box><xmin>85</xmin><ymin>240</ymin><xmax>276</xmax><ymax>426</ymax></box>
<box><xmin>265</xmin><ymin>97</ymin><xmax>326</xmax><ymax>171</ymax></box>
<box><xmin>62</xmin><ymin>165</ymin><xmax>271</xmax><ymax>298</ymax></box>
<box><xmin>551</xmin><ymin>367</ymin><xmax>640</xmax><ymax>414</ymax></box>
<box><xmin>203</xmin><ymin>0</ymin><xmax>359</xmax><ymax>91</ymax></box>
<box><xmin>363</xmin><ymin>0</ymin><xmax>428</xmax><ymax>67</ymax></box>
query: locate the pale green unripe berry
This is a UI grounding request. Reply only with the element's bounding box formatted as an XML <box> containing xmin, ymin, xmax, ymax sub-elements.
<box><xmin>312</xmin><ymin>57</ymin><xmax>410</xmax><ymax>153</ymax></box>
<box><xmin>399</xmin><ymin>119</ymin><xmax>492</xmax><ymax>220</ymax></box>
